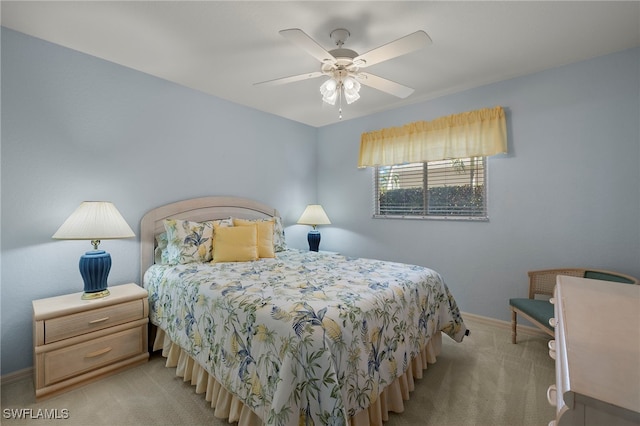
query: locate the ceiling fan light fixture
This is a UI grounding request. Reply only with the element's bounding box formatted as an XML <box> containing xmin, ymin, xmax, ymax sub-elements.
<box><xmin>320</xmin><ymin>78</ymin><xmax>338</xmax><ymax>105</ymax></box>
<box><xmin>320</xmin><ymin>75</ymin><xmax>360</xmax><ymax>107</ymax></box>
<box><xmin>343</xmin><ymin>77</ymin><xmax>361</xmax><ymax>104</ymax></box>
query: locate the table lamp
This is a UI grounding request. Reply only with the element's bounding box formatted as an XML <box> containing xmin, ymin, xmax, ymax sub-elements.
<box><xmin>52</xmin><ymin>201</ymin><xmax>135</xmax><ymax>299</ymax></box>
<box><xmin>297</xmin><ymin>204</ymin><xmax>331</xmax><ymax>251</ymax></box>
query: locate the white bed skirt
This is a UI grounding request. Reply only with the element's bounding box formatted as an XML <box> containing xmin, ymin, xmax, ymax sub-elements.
<box><xmin>153</xmin><ymin>327</ymin><xmax>442</xmax><ymax>426</ymax></box>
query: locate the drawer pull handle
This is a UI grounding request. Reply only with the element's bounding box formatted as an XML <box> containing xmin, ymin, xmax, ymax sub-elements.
<box><xmin>547</xmin><ymin>384</ymin><xmax>557</xmax><ymax>407</ymax></box>
<box><xmin>548</xmin><ymin>339</ymin><xmax>557</xmax><ymax>360</ymax></box>
<box><xmin>85</xmin><ymin>347</ymin><xmax>112</xmax><ymax>358</ymax></box>
<box><xmin>88</xmin><ymin>317</ymin><xmax>110</xmax><ymax>324</ymax></box>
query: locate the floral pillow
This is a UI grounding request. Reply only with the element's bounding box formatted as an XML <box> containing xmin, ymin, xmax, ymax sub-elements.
<box><xmin>273</xmin><ymin>216</ymin><xmax>287</xmax><ymax>252</ymax></box>
<box><xmin>154</xmin><ymin>232</ymin><xmax>169</xmax><ymax>264</ymax></box>
<box><xmin>213</xmin><ymin>217</ymin><xmax>234</xmax><ymax>228</ymax></box>
<box><xmin>164</xmin><ymin>219</ymin><xmax>214</xmax><ymax>264</ymax></box>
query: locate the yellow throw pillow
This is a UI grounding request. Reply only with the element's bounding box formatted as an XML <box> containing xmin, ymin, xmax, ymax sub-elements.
<box><xmin>211</xmin><ymin>218</ymin><xmax>234</xmax><ymax>254</ymax></box>
<box><xmin>234</xmin><ymin>218</ymin><xmax>275</xmax><ymax>258</ymax></box>
<box><xmin>212</xmin><ymin>224</ymin><xmax>258</xmax><ymax>263</ymax></box>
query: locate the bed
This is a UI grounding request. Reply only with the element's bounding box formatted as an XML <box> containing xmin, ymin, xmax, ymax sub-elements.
<box><xmin>140</xmin><ymin>196</ymin><xmax>467</xmax><ymax>426</ymax></box>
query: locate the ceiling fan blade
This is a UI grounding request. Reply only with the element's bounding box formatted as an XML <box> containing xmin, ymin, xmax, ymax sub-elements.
<box><xmin>354</xmin><ymin>31</ymin><xmax>432</xmax><ymax>68</ymax></box>
<box><xmin>357</xmin><ymin>72</ymin><xmax>415</xmax><ymax>98</ymax></box>
<box><xmin>279</xmin><ymin>28</ymin><xmax>337</xmax><ymax>65</ymax></box>
<box><xmin>254</xmin><ymin>71</ymin><xmax>325</xmax><ymax>87</ymax></box>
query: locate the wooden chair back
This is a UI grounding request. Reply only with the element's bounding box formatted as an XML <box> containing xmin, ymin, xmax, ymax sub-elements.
<box><xmin>527</xmin><ymin>268</ymin><xmax>638</xmax><ymax>299</ymax></box>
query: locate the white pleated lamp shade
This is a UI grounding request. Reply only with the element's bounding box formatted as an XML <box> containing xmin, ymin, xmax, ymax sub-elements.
<box><xmin>297</xmin><ymin>205</ymin><xmax>331</xmax><ymax>227</ymax></box>
<box><xmin>52</xmin><ymin>201</ymin><xmax>135</xmax><ymax>240</ymax></box>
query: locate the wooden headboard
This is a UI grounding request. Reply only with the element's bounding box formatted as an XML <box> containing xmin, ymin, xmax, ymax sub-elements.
<box><xmin>139</xmin><ymin>196</ymin><xmax>279</xmax><ymax>283</ymax></box>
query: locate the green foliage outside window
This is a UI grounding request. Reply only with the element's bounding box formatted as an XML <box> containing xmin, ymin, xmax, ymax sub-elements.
<box><xmin>378</xmin><ymin>185</ymin><xmax>485</xmax><ymax>217</ymax></box>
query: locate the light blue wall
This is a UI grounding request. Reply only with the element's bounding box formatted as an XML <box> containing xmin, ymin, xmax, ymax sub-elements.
<box><xmin>316</xmin><ymin>47</ymin><xmax>640</xmax><ymax>321</ymax></box>
<box><xmin>0</xmin><ymin>28</ymin><xmax>316</xmax><ymax>374</ymax></box>
<box><xmin>2</xmin><ymin>27</ymin><xmax>639</xmax><ymax>376</ymax></box>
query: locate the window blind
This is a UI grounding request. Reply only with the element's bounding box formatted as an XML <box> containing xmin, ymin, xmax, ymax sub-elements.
<box><xmin>375</xmin><ymin>157</ymin><xmax>487</xmax><ymax>219</ymax></box>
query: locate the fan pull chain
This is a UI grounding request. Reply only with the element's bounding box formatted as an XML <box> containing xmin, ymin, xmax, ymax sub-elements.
<box><xmin>338</xmin><ymin>82</ymin><xmax>343</xmax><ymax>120</ymax></box>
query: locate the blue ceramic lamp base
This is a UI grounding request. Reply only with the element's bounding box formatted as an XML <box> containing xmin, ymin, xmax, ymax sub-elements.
<box><xmin>307</xmin><ymin>230</ymin><xmax>321</xmax><ymax>252</ymax></box>
<box><xmin>79</xmin><ymin>250</ymin><xmax>111</xmax><ymax>300</ymax></box>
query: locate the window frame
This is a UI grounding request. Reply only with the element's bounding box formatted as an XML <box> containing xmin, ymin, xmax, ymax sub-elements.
<box><xmin>372</xmin><ymin>157</ymin><xmax>489</xmax><ymax>221</ymax></box>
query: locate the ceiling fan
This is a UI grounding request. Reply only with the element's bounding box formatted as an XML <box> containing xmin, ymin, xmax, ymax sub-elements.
<box><xmin>255</xmin><ymin>28</ymin><xmax>432</xmax><ymax>118</ymax></box>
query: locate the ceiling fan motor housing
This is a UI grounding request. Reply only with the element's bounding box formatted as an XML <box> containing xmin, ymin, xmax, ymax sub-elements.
<box><xmin>330</xmin><ymin>48</ymin><xmax>358</xmax><ymax>62</ymax></box>
<box><xmin>330</xmin><ymin>28</ymin><xmax>351</xmax><ymax>46</ymax></box>
<box><xmin>328</xmin><ymin>29</ymin><xmax>359</xmax><ymax>67</ymax></box>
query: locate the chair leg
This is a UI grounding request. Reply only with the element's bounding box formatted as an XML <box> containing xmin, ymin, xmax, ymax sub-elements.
<box><xmin>511</xmin><ymin>310</ymin><xmax>517</xmax><ymax>344</ymax></box>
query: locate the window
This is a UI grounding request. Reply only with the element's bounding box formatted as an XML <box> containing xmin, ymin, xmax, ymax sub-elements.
<box><xmin>361</xmin><ymin>106</ymin><xmax>505</xmax><ymax>220</ymax></box>
<box><xmin>374</xmin><ymin>157</ymin><xmax>487</xmax><ymax>220</ymax></box>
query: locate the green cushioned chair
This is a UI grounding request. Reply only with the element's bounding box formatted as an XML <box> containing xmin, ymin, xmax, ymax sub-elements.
<box><xmin>509</xmin><ymin>268</ymin><xmax>638</xmax><ymax>343</ymax></box>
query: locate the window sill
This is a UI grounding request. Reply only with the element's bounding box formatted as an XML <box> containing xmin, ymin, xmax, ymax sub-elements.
<box><xmin>373</xmin><ymin>214</ymin><xmax>489</xmax><ymax>222</ymax></box>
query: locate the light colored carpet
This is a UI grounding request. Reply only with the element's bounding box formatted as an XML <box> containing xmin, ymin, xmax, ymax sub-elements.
<box><xmin>1</xmin><ymin>317</ymin><xmax>555</xmax><ymax>425</ymax></box>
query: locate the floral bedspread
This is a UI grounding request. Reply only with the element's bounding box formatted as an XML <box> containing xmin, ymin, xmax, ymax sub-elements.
<box><xmin>144</xmin><ymin>249</ymin><xmax>467</xmax><ymax>426</ymax></box>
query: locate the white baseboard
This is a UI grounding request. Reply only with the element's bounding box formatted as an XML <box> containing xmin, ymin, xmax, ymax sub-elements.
<box><xmin>461</xmin><ymin>311</ymin><xmax>549</xmax><ymax>337</ymax></box>
<box><xmin>1</xmin><ymin>367</ymin><xmax>33</xmax><ymax>385</ymax></box>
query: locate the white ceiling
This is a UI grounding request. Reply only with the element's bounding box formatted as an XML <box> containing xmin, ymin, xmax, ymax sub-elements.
<box><xmin>2</xmin><ymin>1</ymin><xmax>639</xmax><ymax>127</ymax></box>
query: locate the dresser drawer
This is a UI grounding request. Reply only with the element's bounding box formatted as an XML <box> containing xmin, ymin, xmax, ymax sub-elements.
<box><xmin>43</xmin><ymin>324</ymin><xmax>145</xmax><ymax>386</ymax></box>
<box><xmin>44</xmin><ymin>299</ymin><xmax>145</xmax><ymax>343</ymax></box>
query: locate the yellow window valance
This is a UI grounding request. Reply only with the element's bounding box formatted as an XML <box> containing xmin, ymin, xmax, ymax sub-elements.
<box><xmin>358</xmin><ymin>106</ymin><xmax>507</xmax><ymax>168</ymax></box>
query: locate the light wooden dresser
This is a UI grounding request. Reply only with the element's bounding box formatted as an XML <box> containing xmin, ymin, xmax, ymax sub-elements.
<box><xmin>548</xmin><ymin>276</ymin><xmax>640</xmax><ymax>426</ymax></box>
<box><xmin>33</xmin><ymin>283</ymin><xmax>149</xmax><ymax>400</ymax></box>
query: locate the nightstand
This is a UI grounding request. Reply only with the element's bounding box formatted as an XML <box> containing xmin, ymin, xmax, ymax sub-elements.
<box><xmin>32</xmin><ymin>283</ymin><xmax>149</xmax><ymax>400</ymax></box>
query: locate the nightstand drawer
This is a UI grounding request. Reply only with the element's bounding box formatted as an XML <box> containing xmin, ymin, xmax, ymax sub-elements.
<box><xmin>33</xmin><ymin>283</ymin><xmax>149</xmax><ymax>399</ymax></box>
<box><xmin>44</xmin><ymin>299</ymin><xmax>145</xmax><ymax>344</ymax></box>
<box><xmin>43</xmin><ymin>324</ymin><xmax>145</xmax><ymax>386</ymax></box>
